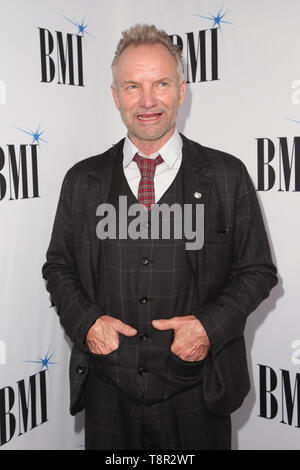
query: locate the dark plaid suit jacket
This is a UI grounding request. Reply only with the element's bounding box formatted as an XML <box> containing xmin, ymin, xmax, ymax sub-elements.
<box><xmin>42</xmin><ymin>134</ymin><xmax>277</xmax><ymax>417</ymax></box>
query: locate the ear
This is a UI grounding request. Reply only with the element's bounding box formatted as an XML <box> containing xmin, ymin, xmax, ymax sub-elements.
<box><xmin>178</xmin><ymin>80</ymin><xmax>186</xmax><ymax>106</ymax></box>
<box><xmin>111</xmin><ymin>85</ymin><xmax>120</xmax><ymax>110</ymax></box>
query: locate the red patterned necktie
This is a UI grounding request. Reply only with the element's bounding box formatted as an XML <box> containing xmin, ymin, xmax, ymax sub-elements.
<box><xmin>133</xmin><ymin>153</ymin><xmax>164</xmax><ymax>210</ymax></box>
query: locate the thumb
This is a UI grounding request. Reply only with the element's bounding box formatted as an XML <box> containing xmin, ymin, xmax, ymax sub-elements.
<box><xmin>115</xmin><ymin>319</ymin><xmax>137</xmax><ymax>337</ymax></box>
<box><xmin>152</xmin><ymin>318</ymin><xmax>178</xmax><ymax>330</ymax></box>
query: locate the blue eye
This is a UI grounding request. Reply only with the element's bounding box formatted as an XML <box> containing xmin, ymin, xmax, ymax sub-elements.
<box><xmin>125</xmin><ymin>84</ymin><xmax>137</xmax><ymax>91</ymax></box>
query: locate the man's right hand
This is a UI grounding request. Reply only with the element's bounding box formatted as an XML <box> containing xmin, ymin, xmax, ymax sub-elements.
<box><xmin>86</xmin><ymin>315</ymin><xmax>138</xmax><ymax>355</ymax></box>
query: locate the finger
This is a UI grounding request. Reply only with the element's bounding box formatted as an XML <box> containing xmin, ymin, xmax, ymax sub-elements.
<box><xmin>152</xmin><ymin>317</ymin><xmax>179</xmax><ymax>330</ymax></box>
<box><xmin>115</xmin><ymin>319</ymin><xmax>138</xmax><ymax>336</ymax></box>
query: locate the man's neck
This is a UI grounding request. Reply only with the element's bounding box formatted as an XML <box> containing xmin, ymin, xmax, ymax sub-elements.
<box><xmin>128</xmin><ymin>127</ymin><xmax>176</xmax><ymax>157</ymax></box>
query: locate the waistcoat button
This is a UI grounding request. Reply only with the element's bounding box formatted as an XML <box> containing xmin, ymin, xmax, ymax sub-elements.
<box><xmin>76</xmin><ymin>363</ymin><xmax>87</xmax><ymax>376</ymax></box>
<box><xmin>139</xmin><ymin>296</ymin><xmax>148</xmax><ymax>304</ymax></box>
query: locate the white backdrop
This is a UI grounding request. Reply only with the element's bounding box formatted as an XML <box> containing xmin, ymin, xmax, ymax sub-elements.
<box><xmin>0</xmin><ymin>0</ymin><xmax>299</xmax><ymax>450</ymax></box>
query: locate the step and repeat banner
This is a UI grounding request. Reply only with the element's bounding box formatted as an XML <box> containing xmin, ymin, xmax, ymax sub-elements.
<box><xmin>0</xmin><ymin>0</ymin><xmax>299</xmax><ymax>450</ymax></box>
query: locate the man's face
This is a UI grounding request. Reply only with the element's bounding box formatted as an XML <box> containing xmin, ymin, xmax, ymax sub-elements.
<box><xmin>111</xmin><ymin>43</ymin><xmax>186</xmax><ymax>146</ymax></box>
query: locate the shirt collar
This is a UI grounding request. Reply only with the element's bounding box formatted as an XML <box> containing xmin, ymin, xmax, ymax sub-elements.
<box><xmin>123</xmin><ymin>129</ymin><xmax>182</xmax><ymax>169</ymax></box>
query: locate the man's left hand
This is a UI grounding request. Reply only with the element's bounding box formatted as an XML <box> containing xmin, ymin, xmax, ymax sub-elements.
<box><xmin>152</xmin><ymin>315</ymin><xmax>210</xmax><ymax>362</ymax></box>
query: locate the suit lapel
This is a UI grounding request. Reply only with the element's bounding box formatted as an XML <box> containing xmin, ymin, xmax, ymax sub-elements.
<box><xmin>180</xmin><ymin>134</ymin><xmax>211</xmax><ymax>205</ymax></box>
<box><xmin>85</xmin><ymin>139</ymin><xmax>124</xmax><ymax>280</ymax></box>
<box><xmin>180</xmin><ymin>134</ymin><xmax>212</xmax><ymax>276</ymax></box>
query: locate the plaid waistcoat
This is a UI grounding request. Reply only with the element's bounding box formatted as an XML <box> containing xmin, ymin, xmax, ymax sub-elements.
<box><xmin>89</xmin><ymin>154</ymin><xmax>204</xmax><ymax>405</ymax></box>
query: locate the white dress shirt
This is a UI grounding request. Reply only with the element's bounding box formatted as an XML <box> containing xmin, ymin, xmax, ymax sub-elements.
<box><xmin>123</xmin><ymin>129</ymin><xmax>183</xmax><ymax>203</ymax></box>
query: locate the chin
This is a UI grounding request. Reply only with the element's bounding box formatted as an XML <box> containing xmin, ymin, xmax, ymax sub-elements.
<box><xmin>132</xmin><ymin>126</ymin><xmax>174</xmax><ymax>143</ymax></box>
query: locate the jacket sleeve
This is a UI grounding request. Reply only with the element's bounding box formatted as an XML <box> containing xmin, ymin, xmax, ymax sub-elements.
<box><xmin>42</xmin><ymin>169</ymin><xmax>103</xmax><ymax>352</ymax></box>
<box><xmin>191</xmin><ymin>162</ymin><xmax>278</xmax><ymax>355</ymax></box>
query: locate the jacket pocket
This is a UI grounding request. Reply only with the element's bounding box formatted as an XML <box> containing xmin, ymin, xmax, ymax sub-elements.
<box><xmin>87</xmin><ymin>336</ymin><xmax>143</xmax><ymax>404</ymax></box>
<box><xmin>168</xmin><ymin>350</ymin><xmax>204</xmax><ymax>378</ymax></box>
<box><xmin>87</xmin><ymin>347</ymin><xmax>119</xmax><ymax>359</ymax></box>
<box><xmin>88</xmin><ymin>344</ymin><xmax>120</xmax><ymax>382</ymax></box>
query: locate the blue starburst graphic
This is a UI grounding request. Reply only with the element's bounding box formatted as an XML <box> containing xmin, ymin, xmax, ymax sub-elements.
<box><xmin>14</xmin><ymin>122</ymin><xmax>48</xmax><ymax>146</ymax></box>
<box><xmin>23</xmin><ymin>350</ymin><xmax>58</xmax><ymax>373</ymax></box>
<box><xmin>193</xmin><ymin>5</ymin><xmax>232</xmax><ymax>30</ymax></box>
<box><xmin>62</xmin><ymin>14</ymin><xmax>92</xmax><ymax>38</ymax></box>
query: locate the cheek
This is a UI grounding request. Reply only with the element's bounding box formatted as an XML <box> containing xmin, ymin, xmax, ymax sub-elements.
<box><xmin>160</xmin><ymin>90</ymin><xmax>180</xmax><ymax>107</ymax></box>
<box><xmin>164</xmin><ymin>96</ymin><xmax>180</xmax><ymax>113</ymax></box>
<box><xmin>120</xmin><ymin>96</ymin><xmax>139</xmax><ymax>115</ymax></box>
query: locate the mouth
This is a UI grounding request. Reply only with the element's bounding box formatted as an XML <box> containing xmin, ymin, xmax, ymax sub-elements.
<box><xmin>136</xmin><ymin>113</ymin><xmax>162</xmax><ymax>122</ymax></box>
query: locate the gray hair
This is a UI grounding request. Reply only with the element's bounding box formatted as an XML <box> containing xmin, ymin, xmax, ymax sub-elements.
<box><xmin>111</xmin><ymin>24</ymin><xmax>185</xmax><ymax>85</ymax></box>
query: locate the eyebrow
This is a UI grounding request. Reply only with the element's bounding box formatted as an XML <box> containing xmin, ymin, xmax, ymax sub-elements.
<box><xmin>121</xmin><ymin>80</ymin><xmax>139</xmax><ymax>86</ymax></box>
<box><xmin>121</xmin><ymin>77</ymin><xmax>172</xmax><ymax>86</ymax></box>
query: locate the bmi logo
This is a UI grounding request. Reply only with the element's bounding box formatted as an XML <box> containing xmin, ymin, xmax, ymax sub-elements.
<box><xmin>0</xmin><ymin>350</ymin><xmax>57</xmax><ymax>446</ymax></box>
<box><xmin>169</xmin><ymin>6</ymin><xmax>231</xmax><ymax>84</ymax></box>
<box><xmin>38</xmin><ymin>15</ymin><xmax>91</xmax><ymax>86</ymax></box>
<box><xmin>257</xmin><ymin>81</ymin><xmax>300</xmax><ymax>192</ymax></box>
<box><xmin>258</xmin><ymin>363</ymin><xmax>300</xmax><ymax>428</ymax></box>
<box><xmin>256</xmin><ymin>136</ymin><xmax>300</xmax><ymax>191</ymax></box>
<box><xmin>0</xmin><ymin>123</ymin><xmax>46</xmax><ymax>202</ymax></box>
<box><xmin>169</xmin><ymin>28</ymin><xmax>219</xmax><ymax>84</ymax></box>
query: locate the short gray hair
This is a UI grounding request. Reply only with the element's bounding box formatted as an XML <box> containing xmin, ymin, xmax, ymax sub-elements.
<box><xmin>111</xmin><ymin>24</ymin><xmax>184</xmax><ymax>85</ymax></box>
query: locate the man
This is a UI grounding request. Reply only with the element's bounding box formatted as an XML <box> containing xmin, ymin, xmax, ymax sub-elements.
<box><xmin>42</xmin><ymin>24</ymin><xmax>277</xmax><ymax>450</ymax></box>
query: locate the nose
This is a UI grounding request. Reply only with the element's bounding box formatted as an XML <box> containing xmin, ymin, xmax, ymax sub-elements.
<box><xmin>138</xmin><ymin>86</ymin><xmax>158</xmax><ymax>109</ymax></box>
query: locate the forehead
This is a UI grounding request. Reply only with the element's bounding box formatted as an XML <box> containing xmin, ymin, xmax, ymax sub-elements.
<box><xmin>115</xmin><ymin>43</ymin><xmax>178</xmax><ymax>81</ymax></box>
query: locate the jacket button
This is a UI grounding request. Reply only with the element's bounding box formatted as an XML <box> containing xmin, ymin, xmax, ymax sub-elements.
<box><xmin>139</xmin><ymin>296</ymin><xmax>148</xmax><ymax>305</ymax></box>
<box><xmin>140</xmin><ymin>333</ymin><xmax>148</xmax><ymax>341</ymax></box>
<box><xmin>76</xmin><ymin>363</ymin><xmax>87</xmax><ymax>376</ymax></box>
<box><xmin>141</xmin><ymin>257</ymin><xmax>150</xmax><ymax>266</ymax></box>
<box><xmin>138</xmin><ymin>368</ymin><xmax>147</xmax><ymax>376</ymax></box>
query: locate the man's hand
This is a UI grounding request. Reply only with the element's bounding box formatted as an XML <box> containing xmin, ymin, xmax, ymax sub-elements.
<box><xmin>152</xmin><ymin>315</ymin><xmax>210</xmax><ymax>362</ymax></box>
<box><xmin>86</xmin><ymin>315</ymin><xmax>137</xmax><ymax>355</ymax></box>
